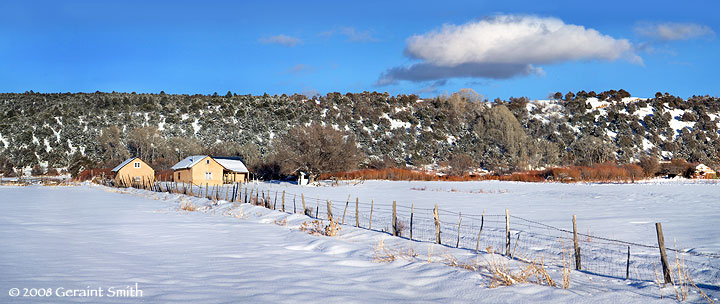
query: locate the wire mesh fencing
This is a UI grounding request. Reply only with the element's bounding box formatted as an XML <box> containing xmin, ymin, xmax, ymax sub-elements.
<box><xmin>132</xmin><ymin>180</ymin><xmax>720</xmax><ymax>289</ymax></box>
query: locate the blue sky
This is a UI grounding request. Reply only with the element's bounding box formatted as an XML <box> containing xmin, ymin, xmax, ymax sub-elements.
<box><xmin>1</xmin><ymin>0</ymin><xmax>718</xmax><ymax>100</ymax></box>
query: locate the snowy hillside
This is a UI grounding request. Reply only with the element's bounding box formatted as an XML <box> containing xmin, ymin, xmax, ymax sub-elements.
<box><xmin>0</xmin><ymin>90</ymin><xmax>719</xmax><ymax>174</ymax></box>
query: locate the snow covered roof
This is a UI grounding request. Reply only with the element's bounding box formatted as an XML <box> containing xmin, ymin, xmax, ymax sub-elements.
<box><xmin>171</xmin><ymin>155</ymin><xmax>210</xmax><ymax>170</ymax></box>
<box><xmin>111</xmin><ymin>157</ymin><xmax>139</xmax><ymax>172</ymax></box>
<box><xmin>695</xmin><ymin>164</ymin><xmax>716</xmax><ymax>174</ymax></box>
<box><xmin>213</xmin><ymin>157</ymin><xmax>249</xmax><ymax>173</ymax></box>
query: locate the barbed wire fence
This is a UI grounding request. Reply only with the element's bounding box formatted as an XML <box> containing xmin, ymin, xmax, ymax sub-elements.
<box><xmin>120</xmin><ymin>180</ymin><xmax>720</xmax><ymax>291</ymax></box>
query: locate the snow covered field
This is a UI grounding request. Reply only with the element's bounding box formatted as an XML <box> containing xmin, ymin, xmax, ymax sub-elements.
<box><xmin>0</xmin><ymin>183</ymin><xmax>718</xmax><ymax>303</ymax></box>
<box><xmin>249</xmin><ymin>179</ymin><xmax>720</xmax><ymax>253</ymax></box>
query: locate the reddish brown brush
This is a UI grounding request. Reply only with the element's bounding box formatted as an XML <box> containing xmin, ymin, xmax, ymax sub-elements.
<box><xmin>74</xmin><ymin>168</ymin><xmax>112</xmax><ymax>181</ymax></box>
<box><xmin>323</xmin><ymin>162</ymin><xmax>647</xmax><ymax>183</ymax></box>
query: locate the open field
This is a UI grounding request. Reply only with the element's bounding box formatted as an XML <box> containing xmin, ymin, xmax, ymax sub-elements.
<box><xmin>1</xmin><ymin>183</ymin><xmax>718</xmax><ymax>303</ymax></box>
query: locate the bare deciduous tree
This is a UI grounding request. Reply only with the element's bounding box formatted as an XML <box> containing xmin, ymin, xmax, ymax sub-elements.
<box><xmin>274</xmin><ymin>124</ymin><xmax>362</xmax><ymax>181</ymax></box>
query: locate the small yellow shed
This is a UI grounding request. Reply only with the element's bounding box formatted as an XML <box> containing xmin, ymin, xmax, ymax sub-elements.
<box><xmin>111</xmin><ymin>157</ymin><xmax>155</xmax><ymax>186</ymax></box>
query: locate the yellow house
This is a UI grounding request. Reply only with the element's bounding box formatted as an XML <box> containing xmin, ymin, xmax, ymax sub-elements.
<box><xmin>111</xmin><ymin>157</ymin><xmax>155</xmax><ymax>186</ymax></box>
<box><xmin>171</xmin><ymin>155</ymin><xmax>249</xmax><ymax>186</ymax></box>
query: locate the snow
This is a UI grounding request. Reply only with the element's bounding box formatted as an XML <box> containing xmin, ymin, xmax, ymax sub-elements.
<box><xmin>0</xmin><ymin>132</ymin><xmax>8</xmax><ymax>148</ymax></box>
<box><xmin>2</xmin><ymin>181</ymin><xmax>718</xmax><ymax>303</ymax></box>
<box><xmin>668</xmin><ymin>109</ymin><xmax>695</xmax><ymax>134</ymax></box>
<box><xmin>171</xmin><ymin>155</ymin><xmax>210</xmax><ymax>170</ymax></box>
<box><xmin>381</xmin><ymin>113</ymin><xmax>411</xmax><ymax>130</ymax></box>
<box><xmin>587</xmin><ymin>97</ymin><xmax>609</xmax><ymax>110</ymax></box>
<box><xmin>191</xmin><ymin>119</ymin><xmax>201</xmax><ymax>134</ymax></box>
<box><xmin>67</xmin><ymin>139</ymin><xmax>77</xmax><ymax>154</ymax></box>
<box><xmin>213</xmin><ymin>157</ymin><xmax>249</xmax><ymax>173</ymax></box>
<box><xmin>251</xmin><ymin>180</ymin><xmax>720</xmax><ymax>254</ymax></box>
<box><xmin>43</xmin><ymin>138</ymin><xmax>52</xmax><ymax>152</ymax></box>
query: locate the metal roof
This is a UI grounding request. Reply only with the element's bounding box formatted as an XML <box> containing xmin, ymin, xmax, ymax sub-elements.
<box><xmin>213</xmin><ymin>157</ymin><xmax>249</xmax><ymax>173</ymax></box>
<box><xmin>111</xmin><ymin>157</ymin><xmax>139</xmax><ymax>172</ymax></box>
<box><xmin>171</xmin><ymin>155</ymin><xmax>210</xmax><ymax>170</ymax></box>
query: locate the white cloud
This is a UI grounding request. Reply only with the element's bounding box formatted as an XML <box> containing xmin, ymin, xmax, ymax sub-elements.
<box><xmin>378</xmin><ymin>15</ymin><xmax>640</xmax><ymax>85</ymax></box>
<box><xmin>320</xmin><ymin>27</ymin><xmax>377</xmax><ymax>43</ymax></box>
<box><xmin>407</xmin><ymin>15</ymin><xmax>640</xmax><ymax>66</ymax></box>
<box><xmin>286</xmin><ymin>64</ymin><xmax>313</xmax><ymax>74</ymax></box>
<box><xmin>259</xmin><ymin>34</ymin><xmax>302</xmax><ymax>47</ymax></box>
<box><xmin>635</xmin><ymin>22</ymin><xmax>715</xmax><ymax>41</ymax></box>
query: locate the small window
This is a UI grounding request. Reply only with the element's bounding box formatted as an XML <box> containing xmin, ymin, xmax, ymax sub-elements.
<box><xmin>206</xmin><ymin>159</ymin><xmax>210</xmax><ymax>165</ymax></box>
<box><xmin>177</xmin><ymin>173</ymin><xmax>180</xmax><ymax>180</ymax></box>
<box><xmin>134</xmin><ymin>162</ymin><xmax>141</xmax><ymax>168</ymax></box>
<box><xmin>133</xmin><ymin>176</ymin><xmax>141</xmax><ymax>182</ymax></box>
<box><xmin>205</xmin><ymin>172</ymin><xmax>212</xmax><ymax>180</ymax></box>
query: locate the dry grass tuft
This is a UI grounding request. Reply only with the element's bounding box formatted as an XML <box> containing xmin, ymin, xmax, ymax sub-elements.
<box><xmin>373</xmin><ymin>239</ymin><xmax>417</xmax><ymax>263</ymax></box>
<box><xmin>560</xmin><ymin>244</ymin><xmax>572</xmax><ymax>289</ymax></box>
<box><xmin>444</xmin><ymin>254</ymin><xmax>480</xmax><ymax>271</ymax></box>
<box><xmin>670</xmin><ymin>249</ymin><xmax>714</xmax><ymax>303</ymax></box>
<box><xmin>274</xmin><ymin>218</ymin><xmax>287</xmax><ymax>226</ymax></box>
<box><xmin>300</xmin><ymin>219</ymin><xmax>341</xmax><ymax>237</ymax></box>
<box><xmin>180</xmin><ymin>200</ymin><xmax>197</xmax><ymax>211</ymax></box>
<box><xmin>477</xmin><ymin>246</ymin><xmax>561</xmax><ymax>289</ymax></box>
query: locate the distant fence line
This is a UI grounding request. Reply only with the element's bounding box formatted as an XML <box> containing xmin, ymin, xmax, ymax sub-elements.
<box><xmin>102</xmin><ymin>179</ymin><xmax>720</xmax><ymax>289</ymax></box>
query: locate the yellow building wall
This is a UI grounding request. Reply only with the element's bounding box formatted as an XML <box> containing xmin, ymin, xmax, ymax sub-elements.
<box><xmin>173</xmin><ymin>156</ymin><xmax>225</xmax><ymax>186</ymax></box>
<box><xmin>114</xmin><ymin>158</ymin><xmax>155</xmax><ymax>186</ymax></box>
<box><xmin>173</xmin><ymin>168</ymin><xmax>193</xmax><ymax>185</ymax></box>
<box><xmin>223</xmin><ymin>172</ymin><xmax>247</xmax><ymax>183</ymax></box>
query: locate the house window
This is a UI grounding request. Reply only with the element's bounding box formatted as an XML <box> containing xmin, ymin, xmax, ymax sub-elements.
<box><xmin>206</xmin><ymin>159</ymin><xmax>210</xmax><ymax>165</ymax></box>
<box><xmin>134</xmin><ymin>162</ymin><xmax>141</xmax><ymax>168</ymax></box>
<box><xmin>133</xmin><ymin>176</ymin><xmax>141</xmax><ymax>182</ymax></box>
<box><xmin>205</xmin><ymin>172</ymin><xmax>212</xmax><ymax>180</ymax></box>
<box><xmin>177</xmin><ymin>173</ymin><xmax>180</xmax><ymax>180</ymax></box>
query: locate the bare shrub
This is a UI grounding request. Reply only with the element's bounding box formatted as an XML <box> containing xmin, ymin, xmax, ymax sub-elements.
<box><xmin>304</xmin><ymin>207</ymin><xmax>314</xmax><ymax>217</ymax></box>
<box><xmin>639</xmin><ymin>155</ymin><xmax>660</xmax><ymax>177</ymax></box>
<box><xmin>180</xmin><ymin>201</ymin><xmax>197</xmax><ymax>211</ymax></box>
<box><xmin>395</xmin><ymin>220</ymin><xmax>408</xmax><ymax>237</ymax></box>
<box><xmin>447</xmin><ymin>153</ymin><xmax>474</xmax><ymax>176</ymax></box>
<box><xmin>373</xmin><ymin>240</ymin><xmax>417</xmax><ymax>263</ymax></box>
<box><xmin>299</xmin><ymin>219</ymin><xmax>341</xmax><ymax>237</ymax></box>
<box><xmin>273</xmin><ymin>219</ymin><xmax>287</xmax><ymax>226</ymax></box>
<box><xmin>274</xmin><ymin>123</ymin><xmax>363</xmax><ymax>182</ymax></box>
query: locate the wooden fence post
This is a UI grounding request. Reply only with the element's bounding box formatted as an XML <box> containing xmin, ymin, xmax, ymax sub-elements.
<box><xmin>315</xmin><ymin>198</ymin><xmax>319</xmax><ymax>219</ymax></box>
<box><xmin>626</xmin><ymin>246</ymin><xmax>630</xmax><ymax>280</ymax></box>
<box><xmin>433</xmin><ymin>204</ymin><xmax>441</xmax><ymax>244</ymax></box>
<box><xmin>342</xmin><ymin>195</ymin><xmax>350</xmax><ymax>225</ymax></box>
<box><xmin>293</xmin><ymin>194</ymin><xmax>297</xmax><ymax>213</ymax></box>
<box><xmin>573</xmin><ymin>215</ymin><xmax>582</xmax><ymax>270</ymax></box>
<box><xmin>410</xmin><ymin>203</ymin><xmax>414</xmax><ymax>241</ymax></box>
<box><xmin>456</xmin><ymin>212</ymin><xmax>462</xmax><ymax>248</ymax></box>
<box><xmin>273</xmin><ymin>191</ymin><xmax>278</xmax><ymax>210</ymax></box>
<box><xmin>355</xmin><ymin>197</ymin><xmax>359</xmax><ymax>228</ymax></box>
<box><xmin>282</xmin><ymin>190</ymin><xmax>285</xmax><ymax>212</ymax></box>
<box><xmin>327</xmin><ymin>200</ymin><xmax>333</xmax><ymax>222</ymax></box>
<box><xmin>369</xmin><ymin>200</ymin><xmax>374</xmax><ymax>229</ymax></box>
<box><xmin>476</xmin><ymin>209</ymin><xmax>484</xmax><ymax>253</ymax></box>
<box><xmin>301</xmin><ymin>194</ymin><xmax>306</xmax><ymax>215</ymax></box>
<box><xmin>505</xmin><ymin>209</ymin><xmax>510</xmax><ymax>256</ymax></box>
<box><xmin>655</xmin><ymin>222</ymin><xmax>672</xmax><ymax>284</ymax></box>
<box><xmin>392</xmin><ymin>201</ymin><xmax>398</xmax><ymax>236</ymax></box>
